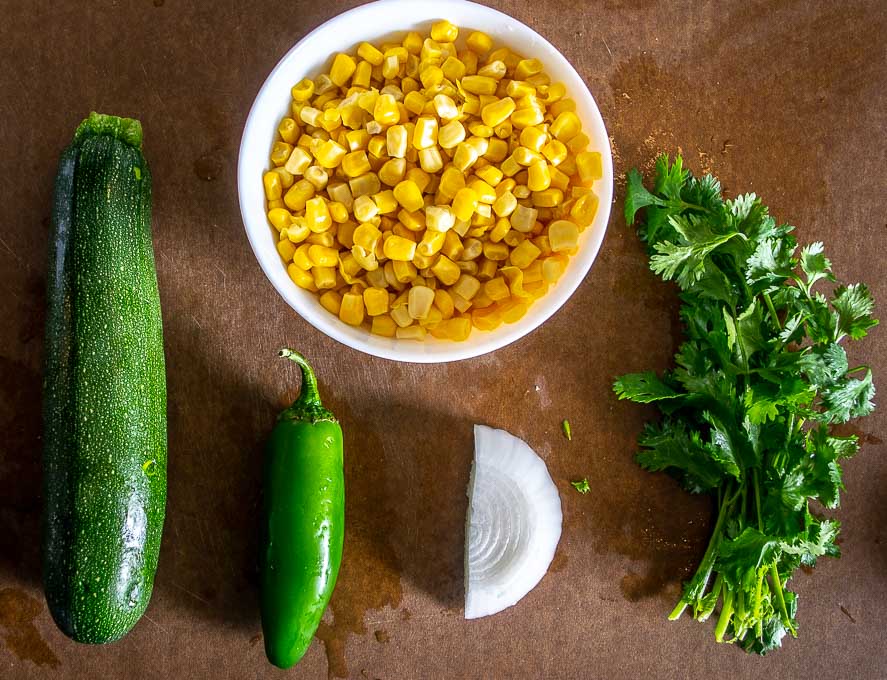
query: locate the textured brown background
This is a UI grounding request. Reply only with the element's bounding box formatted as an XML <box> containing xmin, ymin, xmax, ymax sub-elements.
<box><xmin>1</xmin><ymin>0</ymin><xmax>885</xmax><ymax>678</ymax></box>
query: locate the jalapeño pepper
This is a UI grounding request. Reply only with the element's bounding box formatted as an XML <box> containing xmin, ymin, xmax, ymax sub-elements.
<box><xmin>260</xmin><ymin>349</ymin><xmax>344</xmax><ymax>669</ymax></box>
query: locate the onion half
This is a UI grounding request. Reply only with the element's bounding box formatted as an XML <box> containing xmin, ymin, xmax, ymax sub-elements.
<box><xmin>464</xmin><ymin>425</ymin><xmax>563</xmax><ymax>619</ymax></box>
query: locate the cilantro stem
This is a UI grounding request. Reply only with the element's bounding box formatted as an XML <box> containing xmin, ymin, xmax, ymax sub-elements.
<box><xmin>763</xmin><ymin>292</ymin><xmax>781</xmax><ymax>330</ymax></box>
<box><xmin>714</xmin><ymin>588</ymin><xmax>734</xmax><ymax>643</ymax></box>
<box><xmin>847</xmin><ymin>364</ymin><xmax>870</xmax><ymax>374</ymax></box>
<box><xmin>769</xmin><ymin>563</ymin><xmax>796</xmax><ymax>636</ymax></box>
<box><xmin>752</xmin><ymin>467</ymin><xmax>763</xmax><ymax>531</ymax></box>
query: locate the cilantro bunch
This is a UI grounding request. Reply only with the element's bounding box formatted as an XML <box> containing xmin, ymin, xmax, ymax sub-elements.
<box><xmin>614</xmin><ymin>155</ymin><xmax>878</xmax><ymax>653</ymax></box>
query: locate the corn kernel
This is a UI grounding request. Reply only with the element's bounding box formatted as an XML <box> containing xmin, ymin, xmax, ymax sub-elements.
<box><xmin>509</xmin><ymin>204</ymin><xmax>538</xmax><ymax>232</ymax></box>
<box><xmin>570</xmin><ymin>191</ymin><xmax>599</xmax><ymax>227</ymax></box>
<box><xmin>406</xmin><ymin>167</ymin><xmax>431</xmax><ymax>193</ymax></box>
<box><xmin>482</xmin><ymin>138</ymin><xmax>508</xmax><ymax>163</ymax></box>
<box><xmin>527</xmin><ymin>159</ymin><xmax>552</xmax><ymax>192</ymax></box>
<box><xmin>452</xmin><ymin>187</ymin><xmax>479</xmax><ymax>221</ymax></box>
<box><xmin>307</xmin><ymin>244</ymin><xmax>339</xmax><ymax>267</ymax></box>
<box><xmin>511</xmin><ymin>106</ymin><xmax>544</xmax><ymax>129</ymax></box>
<box><xmin>461</xmin><ymin>75</ymin><xmax>498</xmax><ymax>95</ymax></box>
<box><xmin>336</xmin><ymin>150</ymin><xmax>367</xmax><ymax>178</ymax></box>
<box><xmin>500</xmin><ymin>154</ymin><xmax>521</xmax><ymax>177</ymax></box>
<box><xmin>287</xmin><ymin>263</ymin><xmax>316</xmax><ymax>291</ymax></box>
<box><xmin>418</xmin><ymin>147</ymin><xmax>443</xmax><ymax>173</ymax></box>
<box><xmin>318</xmin><ymin>290</ymin><xmax>343</xmax><ymax>316</ymax></box>
<box><xmin>491</xmin><ymin>190</ymin><xmax>518</xmax><ymax>217</ymax></box>
<box><xmin>519</xmin><ymin>126</ymin><xmax>547</xmax><ymax>153</ymax></box>
<box><xmin>507</xmin><ymin>239</ymin><xmax>539</xmax><ymax>269</ymax></box>
<box><xmin>438</xmin><ymin>56</ymin><xmax>464</xmax><ymax>82</ymax></box>
<box><xmin>396</xmin><ymin>325</ymin><xmax>427</xmax><ymax>340</ymax></box>
<box><xmin>513</xmin><ymin>57</ymin><xmax>543</xmax><ymax>81</ymax></box>
<box><xmin>392</xmin><ymin>259</ymin><xmax>418</xmax><ymax>283</ymax></box>
<box><xmin>479</xmin><ymin>97</ymin><xmax>515</xmax><ymax>128</ymax></box>
<box><xmin>576</xmin><ymin>150</ymin><xmax>602</xmax><ymax>182</ymax></box>
<box><xmin>349</xmin><ymin>194</ymin><xmax>376</xmax><ymax>222</ymax></box>
<box><xmin>453</xmin><ymin>142</ymin><xmax>479</xmax><ymax>172</ymax></box>
<box><xmin>451</xmin><ymin>274</ymin><xmax>481</xmax><ymax>301</ymax></box>
<box><xmin>291</xmin><ymin>78</ymin><xmax>315</xmax><ymax>102</ymax></box>
<box><xmin>393</xmin><ymin>180</ymin><xmax>424</xmax><ymax>212</ymax></box>
<box><xmin>566</xmin><ymin>132</ymin><xmax>590</xmax><ymax>154</ymax></box>
<box><xmin>383</xmin><ymin>234</ymin><xmax>418</xmax><ymax>261</ymax></box>
<box><xmin>349</xmin><ymin>172</ymin><xmax>382</xmax><ymax>197</ymax></box>
<box><xmin>419</xmin><ymin>65</ymin><xmax>444</xmax><ymax>89</ymax></box>
<box><xmin>329</xmin><ymin>53</ymin><xmax>356</xmax><ymax>88</ymax></box>
<box><xmin>541</xmin><ymin>139</ymin><xmax>568</xmax><ymax>167</ymax></box>
<box><xmin>338</xmin><ymin>292</ymin><xmax>365</xmax><ymax>326</ymax></box>
<box><xmin>311</xmin><ymin>265</ymin><xmax>336</xmax><ymax>290</ymax></box>
<box><xmin>367</xmin><ymin>135</ymin><xmax>388</xmax><ymax>159</ymax></box>
<box><xmin>430</xmin><ymin>20</ymin><xmax>458</xmax><ymax>43</ymax></box>
<box><xmin>427</xmin><ymin>254</ymin><xmax>458</xmax><ymax>285</ymax></box>
<box><xmin>283</xmin><ymin>179</ymin><xmax>314</xmax><ymax>212</ymax></box>
<box><xmin>506</xmin><ymin>80</ymin><xmax>536</xmax><ymax>98</ymax></box>
<box><xmin>373</xmin><ymin>94</ymin><xmax>400</xmax><ymax>125</ymax></box>
<box><xmin>345</xmin><ymin>129</ymin><xmax>370</xmax><ymax>152</ymax></box>
<box><xmin>407</xmin><ymin>285</ymin><xmax>435</xmax><ymax>319</ymax></box>
<box><xmin>276</xmin><ymin>235</ymin><xmax>297</xmax><ymax>261</ymax></box>
<box><xmin>430</xmin><ymin>93</ymin><xmax>456</xmax><ymax>121</ymax></box>
<box><xmin>416</xmin><ymin>229</ymin><xmax>446</xmax><ymax>256</ymax></box>
<box><xmin>550</xmin><ymin>111</ymin><xmax>581</xmax><ymax>141</ymax></box>
<box><xmin>421</xmin><ymin>204</ymin><xmax>452</xmax><ymax>232</ymax></box>
<box><xmin>314</xmin><ymin>139</ymin><xmax>347</xmax><ymax>168</ymax></box>
<box><xmin>532</xmin><ymin>188</ymin><xmax>563</xmax><ymax>207</ymax></box>
<box><xmin>362</xmin><ymin>286</ymin><xmax>389</xmax><ymax>316</ymax></box>
<box><xmin>548</xmin><ymin>219</ymin><xmax>579</xmax><ymax>252</ymax></box>
<box><xmin>356</xmin><ymin>41</ymin><xmax>383</xmax><ymax>66</ymax></box>
<box><xmin>513</xmin><ymin>184</ymin><xmax>530</xmax><ymax>199</ymax></box>
<box><xmin>369</xmin><ymin>314</ymin><xmax>396</xmax><ymax>337</ymax></box>
<box><xmin>482</xmin><ymin>241</ymin><xmax>509</xmax><ymax>261</ymax></box>
<box><xmin>412</xmin><ymin>116</ymin><xmax>438</xmax><ymax>149</ymax></box>
<box><xmin>500</xmin><ymin>299</ymin><xmax>529</xmax><ymax>323</ymax></box>
<box><xmin>375</xmin><ymin>157</ymin><xmax>404</xmax><ymax>187</ymax></box>
<box><xmin>461</xmin><ymin>30</ymin><xmax>490</xmax><ymax>54</ymax></box>
<box><xmin>263</xmin><ymin>171</ymin><xmax>283</xmax><ymax>201</ymax></box>
<box><xmin>307</xmin><ymin>230</ymin><xmax>336</xmax><ymax>248</ymax></box>
<box><xmin>484</xmin><ymin>276</ymin><xmax>510</xmax><ymax>301</ymax></box>
<box><xmin>270</xmin><ymin>141</ymin><xmax>293</xmax><ymax>167</ymax></box>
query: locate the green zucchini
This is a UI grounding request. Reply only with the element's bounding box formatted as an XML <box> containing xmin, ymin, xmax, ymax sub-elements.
<box><xmin>42</xmin><ymin>112</ymin><xmax>166</xmax><ymax>644</ymax></box>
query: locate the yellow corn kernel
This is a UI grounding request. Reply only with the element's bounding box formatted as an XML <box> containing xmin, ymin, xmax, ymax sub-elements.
<box><xmin>358</xmin><ymin>90</ymin><xmax>380</xmax><ymax>113</ymax></box>
<box><xmin>512</xmin><ymin>146</ymin><xmax>540</xmax><ymax>166</ymax></box>
<box><xmin>396</xmin><ymin>325</ymin><xmax>427</xmax><ymax>340</ymax></box>
<box><xmin>351</xmin><ymin>194</ymin><xmax>378</xmax><ymax>222</ymax></box>
<box><xmin>492</xmin><ymin>190</ymin><xmax>519</xmax><ymax>218</ymax></box>
<box><xmin>367</xmin><ymin>135</ymin><xmax>388</xmax><ymax>159</ymax></box>
<box><xmin>541</xmin><ymin>139</ymin><xmax>568</xmax><ymax>167</ymax></box>
<box><xmin>430</xmin><ymin>289</ymin><xmax>453</xmax><ymax>320</ymax></box>
<box><xmin>423</xmin><ymin>204</ymin><xmax>453</xmax><ymax>232</ymax></box>
<box><xmin>270</xmin><ymin>141</ymin><xmax>293</xmax><ymax>167</ymax></box>
<box><xmin>429</xmin><ymin>255</ymin><xmax>460</xmax><ymax>286</ymax></box>
<box><xmin>320</xmin><ymin>109</ymin><xmax>342</xmax><ymax>134</ymax></box>
<box><xmin>371</xmin><ymin>314</ymin><xmax>397</xmax><ymax>337</ymax></box>
<box><xmin>484</xmin><ymin>217</ymin><xmax>509</xmax><ymax>244</ymax></box>
<box><xmin>400</xmin><ymin>76</ymin><xmax>419</xmax><ymax>95</ymax></box>
<box><xmin>513</xmin><ymin>184</ymin><xmax>530</xmax><ymax>199</ymax></box>
<box><xmin>383</xmin><ymin>234</ymin><xmax>418</xmax><ymax>261</ymax></box>
<box><xmin>272</xmin><ymin>166</ymin><xmax>295</xmax><ymax>190</ymax></box>
<box><xmin>406</xmin><ymin>167</ymin><xmax>431</xmax><ymax>193</ymax></box>
<box><xmin>291</xmin><ymin>78</ymin><xmax>315</xmax><ymax>102</ymax></box>
<box><xmin>527</xmin><ymin>159</ymin><xmax>552</xmax><ymax>192</ymax></box>
<box><xmin>480</xmin><ymin>97</ymin><xmax>516</xmax><ymax>128</ymax></box>
<box><xmin>303</xmin><ymin>197</ymin><xmax>329</xmax><ymax>232</ymax></box>
<box><xmin>283</xmin><ymin>179</ymin><xmax>314</xmax><ymax>212</ymax></box>
<box><xmin>435</xmin><ymin>169</ymin><xmax>463</xmax><ymax>201</ymax></box>
<box><xmin>430</xmin><ymin>19</ymin><xmax>458</xmax><ymax>43</ymax></box>
<box><xmin>398</xmin><ymin>30</ymin><xmax>421</xmax><ymax>54</ymax></box>
<box><xmin>373</xmin><ymin>94</ymin><xmax>400</xmax><ymax>125</ymax></box>
<box><xmin>499</xmin><ymin>299</ymin><xmax>529</xmax><ymax>324</ymax></box>
<box><xmin>541</xmin><ymin>254</ymin><xmax>568</xmax><ymax>282</ymax></box>
<box><xmin>339</xmin><ymin>150</ymin><xmax>370</xmax><ymax>178</ymax></box>
<box><xmin>418</xmin><ymin>147</ymin><xmax>444</xmax><ymax>174</ymax></box>
<box><xmin>440</xmin><ymin>231</ymin><xmax>463</xmax><ymax>260</ymax></box>
<box><xmin>476</xmin><ymin>59</ymin><xmax>505</xmax><ymax>80</ymax></box>
<box><xmin>268</xmin><ymin>208</ymin><xmax>293</xmax><ymax>231</ymax></box>
<box><xmin>434</xmin><ymin>121</ymin><xmax>464</xmax><ymax>151</ymax></box>
<box><xmin>509</xmin><ymin>204</ymin><xmax>538</xmax><ymax>233</ymax></box>
<box><xmin>370</xmin><ymin>189</ymin><xmax>396</xmax><ymax>215</ymax></box>
<box><xmin>503</xmin><ymin>228</ymin><xmax>525</xmax><ymax>247</ymax></box>
<box><xmin>312</xmin><ymin>266</ymin><xmax>337</xmax><ymax>290</ymax></box>
<box><xmin>576</xmin><ymin>150</ymin><xmax>602</xmax><ymax>183</ymax></box>
<box><xmin>466</xmin><ymin>180</ymin><xmax>494</xmax><ymax>205</ymax></box>
<box><xmin>292</xmin><ymin>243</ymin><xmax>313</xmax><ymax>270</ymax></box>
<box><xmin>500</xmin><ymin>154</ymin><xmax>521</xmax><ymax>177</ymax></box>
<box><xmin>548</xmin><ymin>97</ymin><xmax>576</xmax><ymax>118</ymax></box>
<box><xmin>511</xmin><ymin>106</ymin><xmax>544</xmax><ymax>129</ymax></box>
<box><xmin>460</xmin><ymin>30</ymin><xmax>490</xmax><ymax>55</ymax></box>
<box><xmin>439</xmin><ymin>56</ymin><xmax>465</xmax><ymax>82</ymax></box>
<box><xmin>472</xmin><ymin>166</ymin><xmax>501</xmax><ymax>189</ymax></box>
<box><xmin>452</xmin><ymin>187</ymin><xmax>479</xmax><ymax>222</ymax></box>
<box><xmin>513</xmin><ymin>57</ymin><xmax>543</xmax><ymax>81</ymax></box>
<box><xmin>416</xmin><ymin>229</ymin><xmax>446</xmax><ymax>256</ymax></box>
<box><xmin>566</xmin><ymin>131</ymin><xmax>590</xmax><ymax>154</ymax></box>
<box><xmin>327</xmin><ymin>182</ymin><xmax>354</xmax><ymax>210</ymax></box>
<box><xmin>356</xmin><ymin>41</ymin><xmax>383</xmax><ymax>65</ymax></box>
<box><xmin>435</xmin><ymin>316</ymin><xmax>472</xmax><ymax>341</ymax></box>
<box><xmin>485</xmin><ymin>276</ymin><xmax>511</xmax><ymax>301</ymax></box>
<box><xmin>479</xmin><ymin>139</ymin><xmax>505</xmax><ymax>164</ymax></box>
<box><xmin>314</xmin><ymin>139</ymin><xmax>347</xmax><ymax>168</ymax></box>
<box><xmin>570</xmin><ymin>191</ymin><xmax>599</xmax><ymax>227</ymax></box>
<box><xmin>339</xmin><ymin>292</ymin><xmax>365</xmax><ymax>326</ymax></box>
<box><xmin>412</xmin><ymin>117</ymin><xmax>438</xmax><ymax>150</ymax></box>
<box><xmin>390</xmin><ymin>302</ymin><xmax>412</xmax><ymax>327</ymax></box>
<box><xmin>450</xmin><ymin>275</ymin><xmax>480</xmax><ymax>302</ymax></box>
<box><xmin>482</xmin><ymin>240</ymin><xmax>509</xmax><ymax>261</ymax></box>
<box><xmin>392</xmin><ymin>259</ymin><xmax>418</xmax><ymax>284</ymax></box>
<box><xmin>269</xmin><ymin>198</ymin><xmax>286</xmax><ymax>211</ymax></box>
<box><xmin>506</xmin><ymin>80</ymin><xmax>537</xmax><ymax>98</ymax></box>
<box><xmin>430</xmin><ymin>93</ymin><xmax>457</xmax><ymax>121</ymax></box>
<box><xmin>307</xmin><ymin>244</ymin><xmax>338</xmax><ymax>268</ymax></box>
<box><xmin>396</xmin><ymin>208</ymin><xmax>424</xmax><ymax>232</ymax></box>
<box><xmin>393</xmin><ymin>180</ymin><xmax>424</xmax><ymax>212</ymax></box>
<box><xmin>385</xmin><ymin>124</ymin><xmax>408</xmax><ymax>159</ymax></box>
<box><xmin>453</xmin><ymin>142</ymin><xmax>479</xmax><ymax>172</ymax></box>
<box><xmin>319</xmin><ymin>290</ymin><xmax>343</xmax><ymax>316</ymax></box>
<box><xmin>412</xmin><ymin>251</ymin><xmax>438</xmax><ymax>270</ymax></box>
<box><xmin>336</xmin><ymin>220</ymin><xmax>356</xmax><ymax>247</ymax></box>
<box><xmin>558</xmin><ymin>154</ymin><xmax>577</xmax><ymax>177</ymax></box>
<box><xmin>419</xmin><ymin>64</ymin><xmax>444</xmax><ymax>89</ymax></box>
<box><xmin>382</xmin><ymin>54</ymin><xmax>400</xmax><ymax>80</ymax></box>
<box><xmin>287</xmin><ymin>263</ymin><xmax>316</xmax><ymax>291</ymax></box>
<box><xmin>421</xmin><ymin>37</ymin><xmax>443</xmax><ymax>60</ymax></box>
<box><xmin>461</xmin><ymin>75</ymin><xmax>498</xmax><ymax>95</ymax></box>
<box><xmin>353</xmin><ymin>222</ymin><xmax>382</xmax><ymax>251</ymax></box>
<box><xmin>509</xmin><ymin>239</ymin><xmax>541</xmax><ymax>269</ymax></box>
<box><xmin>278</xmin><ymin>118</ymin><xmax>301</xmax><ymax>144</ymax></box>
<box><xmin>378</xmin><ymin>157</ymin><xmax>406</xmax><ymax>186</ymax></box>
<box><xmin>520</xmin><ymin>126</ymin><xmax>547</xmax><ymax>153</ymax></box>
<box><xmin>263</xmin><ymin>171</ymin><xmax>283</xmax><ymax>201</ymax></box>
<box><xmin>330</xmin><ymin>52</ymin><xmax>357</xmax><ymax>87</ymax></box>
<box><xmin>276</xmin><ymin>235</ymin><xmax>297</xmax><ymax>261</ymax></box>
<box><xmin>540</xmin><ymin>81</ymin><xmax>566</xmax><ymax>104</ymax></box>
<box><xmin>362</xmin><ymin>286</ymin><xmax>389</xmax><ymax>316</ymax></box>
<box><xmin>307</xmin><ymin>230</ymin><xmax>336</xmax><ymax>248</ymax></box>
<box><xmin>326</xmin><ymin>201</ymin><xmax>348</xmax><ymax>224</ymax></box>
<box><xmin>548</xmin><ymin>219</ymin><xmax>579</xmax><ymax>252</ymax></box>
<box><xmin>550</xmin><ymin>111</ymin><xmax>581</xmax><ymax>141</ymax></box>
<box><xmin>351</xmin><ymin>243</ymin><xmax>378</xmax><ymax>271</ymax></box>
<box><xmin>299</xmin><ymin>106</ymin><xmax>322</xmax><ymax>127</ymax></box>
<box><xmin>349</xmin><ymin>172</ymin><xmax>382</xmax><ymax>198</ymax></box>
<box><xmin>532</xmin><ymin>188</ymin><xmax>563</xmax><ymax>207</ymax></box>
<box><xmin>303</xmin><ymin>165</ymin><xmax>327</xmax><ymax>191</ymax></box>
<box><xmin>403</xmin><ymin>91</ymin><xmax>427</xmax><ymax>117</ymax></box>
<box><xmin>407</xmin><ymin>285</ymin><xmax>435</xmax><ymax>320</ymax></box>
<box><xmin>460</xmin><ymin>238</ymin><xmax>483</xmax><ymax>262</ymax></box>
<box><xmin>314</xmin><ymin>73</ymin><xmax>335</xmax><ymax>95</ymax></box>
<box><xmin>345</xmin><ymin>129</ymin><xmax>370</xmax><ymax>152</ymax></box>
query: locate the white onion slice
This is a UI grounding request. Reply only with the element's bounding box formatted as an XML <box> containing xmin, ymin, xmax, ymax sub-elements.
<box><xmin>464</xmin><ymin>424</ymin><xmax>563</xmax><ymax>619</ymax></box>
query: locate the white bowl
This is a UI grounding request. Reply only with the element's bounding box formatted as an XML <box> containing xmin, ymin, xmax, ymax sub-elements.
<box><xmin>238</xmin><ymin>0</ymin><xmax>613</xmax><ymax>363</ymax></box>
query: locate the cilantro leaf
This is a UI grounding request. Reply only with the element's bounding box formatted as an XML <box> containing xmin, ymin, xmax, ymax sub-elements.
<box><xmin>832</xmin><ymin>283</ymin><xmax>878</xmax><ymax>341</ymax></box>
<box><xmin>821</xmin><ymin>370</ymin><xmax>876</xmax><ymax>423</ymax></box>
<box><xmin>624</xmin><ymin>168</ymin><xmax>662</xmax><ymax>227</ymax></box>
<box><xmin>613</xmin><ymin>371</ymin><xmax>682</xmax><ymax>403</ymax></box>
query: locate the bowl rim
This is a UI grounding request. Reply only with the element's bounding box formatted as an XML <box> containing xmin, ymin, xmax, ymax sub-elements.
<box><xmin>238</xmin><ymin>0</ymin><xmax>613</xmax><ymax>363</ymax></box>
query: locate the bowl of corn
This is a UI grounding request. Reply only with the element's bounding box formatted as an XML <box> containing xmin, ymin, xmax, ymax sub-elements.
<box><xmin>238</xmin><ymin>0</ymin><xmax>613</xmax><ymax>363</ymax></box>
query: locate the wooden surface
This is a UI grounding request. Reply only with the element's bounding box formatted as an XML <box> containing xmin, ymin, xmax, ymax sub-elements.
<box><xmin>1</xmin><ymin>0</ymin><xmax>886</xmax><ymax>678</ymax></box>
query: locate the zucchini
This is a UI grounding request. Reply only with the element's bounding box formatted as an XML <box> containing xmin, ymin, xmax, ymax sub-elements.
<box><xmin>42</xmin><ymin>112</ymin><xmax>166</xmax><ymax>644</ymax></box>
